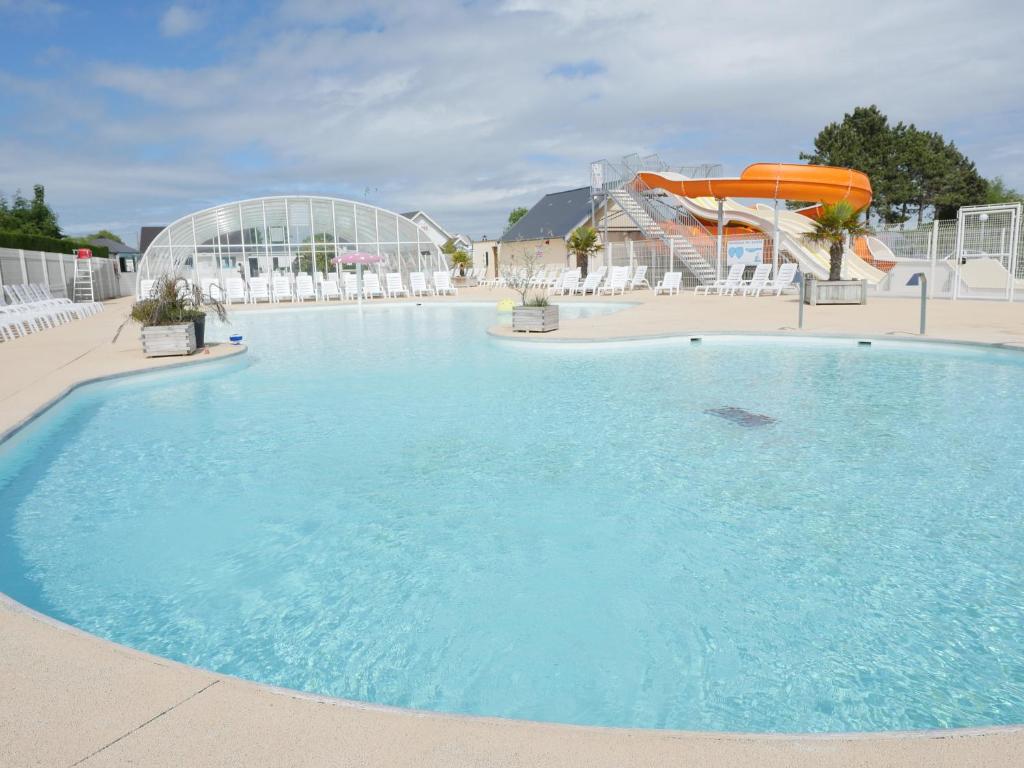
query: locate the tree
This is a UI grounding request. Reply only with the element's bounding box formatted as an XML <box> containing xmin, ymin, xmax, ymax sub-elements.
<box><xmin>984</xmin><ymin>177</ymin><xmax>1023</xmax><ymax>205</ymax></box>
<box><xmin>507</xmin><ymin>207</ymin><xmax>528</xmax><ymax>228</ymax></box>
<box><xmin>441</xmin><ymin>238</ymin><xmax>471</xmax><ymax>276</ymax></box>
<box><xmin>567</xmin><ymin>225</ymin><xmax>602</xmax><ymax>278</ymax></box>
<box><xmin>800</xmin><ymin>106</ymin><xmax>900</xmax><ymax>222</ymax></box>
<box><xmin>801</xmin><ymin>107</ymin><xmax>989</xmax><ymax>224</ymax></box>
<box><xmin>803</xmin><ymin>201</ymin><xmax>871</xmax><ymax>281</ymax></box>
<box><xmin>88</xmin><ymin>229</ymin><xmax>124</xmax><ymax>243</ymax></box>
<box><xmin>0</xmin><ymin>184</ymin><xmax>61</xmax><ymax>237</ymax></box>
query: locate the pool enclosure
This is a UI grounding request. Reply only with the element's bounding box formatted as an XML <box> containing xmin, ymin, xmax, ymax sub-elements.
<box><xmin>136</xmin><ymin>196</ymin><xmax>446</xmax><ymax>291</ymax></box>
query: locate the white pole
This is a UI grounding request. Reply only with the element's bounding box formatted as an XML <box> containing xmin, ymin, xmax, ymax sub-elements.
<box><xmin>929</xmin><ymin>219</ymin><xmax>938</xmax><ymax>299</ymax></box>
<box><xmin>58</xmin><ymin>249</ymin><xmax>67</xmax><ymax>297</ymax></box>
<box><xmin>18</xmin><ymin>248</ymin><xmax>27</xmax><ymax>283</ymax></box>
<box><xmin>669</xmin><ymin>238</ymin><xmax>675</xmax><ymax>274</ymax></box>
<box><xmin>772</xmin><ymin>199</ymin><xmax>780</xmax><ymax>275</ymax></box>
<box><xmin>716</xmin><ymin>200</ymin><xmax>724</xmax><ymax>280</ymax></box>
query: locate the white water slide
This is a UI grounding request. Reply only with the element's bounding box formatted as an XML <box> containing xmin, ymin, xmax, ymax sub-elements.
<box><xmin>657</xmin><ymin>178</ymin><xmax>886</xmax><ymax>283</ymax></box>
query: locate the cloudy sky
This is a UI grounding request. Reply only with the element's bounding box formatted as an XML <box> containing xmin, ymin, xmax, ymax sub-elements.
<box><xmin>1</xmin><ymin>0</ymin><xmax>1022</xmax><ymax>246</ymax></box>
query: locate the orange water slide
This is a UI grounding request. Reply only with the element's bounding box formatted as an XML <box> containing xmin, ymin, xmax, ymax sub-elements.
<box><xmin>637</xmin><ymin>163</ymin><xmax>872</xmax><ymax>213</ymax></box>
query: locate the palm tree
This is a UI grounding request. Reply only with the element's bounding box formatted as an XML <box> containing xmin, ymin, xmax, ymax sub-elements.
<box><xmin>567</xmin><ymin>226</ymin><xmax>602</xmax><ymax>278</ymax></box>
<box><xmin>803</xmin><ymin>201</ymin><xmax>871</xmax><ymax>281</ymax></box>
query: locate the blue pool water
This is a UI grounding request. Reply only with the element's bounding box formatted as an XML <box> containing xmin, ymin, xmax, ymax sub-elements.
<box><xmin>2</xmin><ymin>303</ymin><xmax>1024</xmax><ymax>734</ymax></box>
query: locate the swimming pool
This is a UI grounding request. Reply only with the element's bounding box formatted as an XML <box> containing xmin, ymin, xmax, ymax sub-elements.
<box><xmin>2</xmin><ymin>303</ymin><xmax>1023</xmax><ymax>734</ymax></box>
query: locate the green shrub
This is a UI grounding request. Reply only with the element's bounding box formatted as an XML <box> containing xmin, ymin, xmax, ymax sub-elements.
<box><xmin>0</xmin><ymin>230</ymin><xmax>110</xmax><ymax>259</ymax></box>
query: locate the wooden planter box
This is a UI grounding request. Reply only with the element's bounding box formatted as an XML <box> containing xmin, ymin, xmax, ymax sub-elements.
<box><xmin>804</xmin><ymin>279</ymin><xmax>867</xmax><ymax>305</ymax></box>
<box><xmin>141</xmin><ymin>322</ymin><xmax>197</xmax><ymax>357</ymax></box>
<box><xmin>512</xmin><ymin>305</ymin><xmax>559</xmax><ymax>333</ymax></box>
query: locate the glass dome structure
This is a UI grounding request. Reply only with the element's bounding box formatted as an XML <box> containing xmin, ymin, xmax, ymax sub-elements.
<box><xmin>136</xmin><ymin>196</ymin><xmax>446</xmax><ymax>289</ymax></box>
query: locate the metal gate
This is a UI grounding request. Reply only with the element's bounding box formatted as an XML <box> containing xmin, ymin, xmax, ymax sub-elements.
<box><xmin>953</xmin><ymin>203</ymin><xmax>1022</xmax><ymax>301</ymax></box>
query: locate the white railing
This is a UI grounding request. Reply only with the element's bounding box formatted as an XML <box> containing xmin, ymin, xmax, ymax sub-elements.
<box><xmin>593</xmin><ymin>155</ymin><xmax>720</xmax><ymax>284</ymax></box>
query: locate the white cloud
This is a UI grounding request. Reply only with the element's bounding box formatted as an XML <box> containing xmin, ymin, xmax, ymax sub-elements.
<box><xmin>4</xmin><ymin>0</ymin><xmax>1024</xmax><ymax>238</ymax></box>
<box><xmin>159</xmin><ymin>4</ymin><xmax>205</xmax><ymax>37</ymax></box>
<box><xmin>0</xmin><ymin>0</ymin><xmax>64</xmax><ymax>13</ymax></box>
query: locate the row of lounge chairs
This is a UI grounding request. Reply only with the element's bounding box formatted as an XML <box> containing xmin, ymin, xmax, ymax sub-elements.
<box><xmin>139</xmin><ymin>271</ymin><xmax>458</xmax><ymax>304</ymax></box>
<box><xmin>694</xmin><ymin>263</ymin><xmax>798</xmax><ymax>297</ymax></box>
<box><xmin>0</xmin><ymin>283</ymin><xmax>103</xmax><ymax>342</ymax></box>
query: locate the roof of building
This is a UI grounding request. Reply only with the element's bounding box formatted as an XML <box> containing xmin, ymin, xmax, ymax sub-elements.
<box><xmin>139</xmin><ymin>226</ymin><xmax>166</xmax><ymax>255</ymax></box>
<box><xmin>500</xmin><ymin>187</ymin><xmax>592</xmax><ymax>242</ymax></box>
<box><xmin>401</xmin><ymin>209</ymin><xmax>454</xmax><ymax>240</ymax></box>
<box><xmin>89</xmin><ymin>237</ymin><xmax>138</xmax><ymax>255</ymax></box>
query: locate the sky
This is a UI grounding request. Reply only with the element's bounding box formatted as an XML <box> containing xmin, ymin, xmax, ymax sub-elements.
<box><xmin>1</xmin><ymin>0</ymin><xmax>1022</xmax><ymax>246</ymax></box>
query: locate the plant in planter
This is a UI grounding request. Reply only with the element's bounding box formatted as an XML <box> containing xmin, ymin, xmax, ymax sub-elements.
<box><xmin>115</xmin><ymin>275</ymin><xmax>228</xmax><ymax>356</ymax></box>
<box><xmin>508</xmin><ymin>249</ymin><xmax>559</xmax><ymax>333</ymax></box>
<box><xmin>802</xmin><ymin>201</ymin><xmax>872</xmax><ymax>304</ymax></box>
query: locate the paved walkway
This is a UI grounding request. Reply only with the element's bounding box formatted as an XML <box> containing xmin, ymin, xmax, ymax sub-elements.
<box><xmin>2</xmin><ymin>291</ymin><xmax>1023</xmax><ymax>767</ymax></box>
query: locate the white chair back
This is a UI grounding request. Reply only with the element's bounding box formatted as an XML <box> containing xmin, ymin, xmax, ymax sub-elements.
<box><xmin>272</xmin><ymin>275</ymin><xmax>292</xmax><ymax>299</ymax></box>
<box><xmin>410</xmin><ymin>272</ymin><xmax>430</xmax><ymax>295</ymax></box>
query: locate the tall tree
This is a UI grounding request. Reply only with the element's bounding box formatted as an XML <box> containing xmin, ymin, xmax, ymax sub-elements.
<box><xmin>0</xmin><ymin>184</ymin><xmax>62</xmax><ymax>237</ymax></box>
<box><xmin>801</xmin><ymin>105</ymin><xmax>901</xmax><ymax>222</ymax></box>
<box><xmin>802</xmin><ymin>107</ymin><xmax>988</xmax><ymax>224</ymax></box>
<box><xmin>985</xmin><ymin>177</ymin><xmax>1024</xmax><ymax>204</ymax></box>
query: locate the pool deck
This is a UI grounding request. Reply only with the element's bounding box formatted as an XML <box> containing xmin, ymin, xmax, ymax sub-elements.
<box><xmin>3</xmin><ymin>289</ymin><xmax>1024</xmax><ymax>767</ymax></box>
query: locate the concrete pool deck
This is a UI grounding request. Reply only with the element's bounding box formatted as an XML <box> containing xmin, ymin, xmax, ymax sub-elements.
<box><xmin>2</xmin><ymin>289</ymin><xmax>1024</xmax><ymax>767</ymax></box>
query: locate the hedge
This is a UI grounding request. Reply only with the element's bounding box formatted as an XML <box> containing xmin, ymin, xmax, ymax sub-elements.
<box><xmin>0</xmin><ymin>231</ymin><xmax>110</xmax><ymax>259</ymax></box>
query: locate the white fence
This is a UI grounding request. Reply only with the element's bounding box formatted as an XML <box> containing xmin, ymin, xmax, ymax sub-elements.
<box><xmin>871</xmin><ymin>204</ymin><xmax>1023</xmax><ymax>301</ymax></box>
<box><xmin>593</xmin><ymin>235</ymin><xmax>797</xmax><ymax>291</ymax></box>
<box><xmin>0</xmin><ymin>247</ymin><xmax>123</xmax><ymax>302</ymax></box>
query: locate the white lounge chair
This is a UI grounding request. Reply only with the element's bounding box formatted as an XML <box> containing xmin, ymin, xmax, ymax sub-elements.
<box><xmin>248</xmin><ymin>276</ymin><xmax>272</xmax><ymax>303</ymax></box>
<box><xmin>320</xmin><ymin>278</ymin><xmax>342</xmax><ymax>301</ymax></box>
<box><xmin>7</xmin><ymin>284</ymin><xmax>88</xmax><ymax>320</ymax></box>
<box><xmin>654</xmin><ymin>271</ymin><xmax>682</xmax><ymax>295</ymax></box>
<box><xmin>225</xmin><ymin>277</ymin><xmax>246</xmax><ymax>304</ymax></box>
<box><xmin>409</xmin><ymin>272</ymin><xmax>433</xmax><ymax>296</ymax></box>
<box><xmin>138</xmin><ymin>279</ymin><xmax>156</xmax><ymax>299</ymax></box>
<box><xmin>340</xmin><ymin>273</ymin><xmax>357</xmax><ymax>299</ymax></box>
<box><xmin>557</xmin><ymin>271</ymin><xmax>581</xmax><ymax>295</ymax></box>
<box><xmin>363</xmin><ymin>272</ymin><xmax>385</xmax><ymax>298</ymax></box>
<box><xmin>753</xmin><ymin>263</ymin><xmax>798</xmax><ymax>296</ymax></box>
<box><xmin>433</xmin><ymin>271</ymin><xmax>457</xmax><ymax>295</ymax></box>
<box><xmin>695</xmin><ymin>263</ymin><xmax>744</xmax><ymax>296</ymax></box>
<box><xmin>385</xmin><ymin>272</ymin><xmax>409</xmax><ymax>298</ymax></box>
<box><xmin>576</xmin><ymin>272</ymin><xmax>602</xmax><ymax>295</ymax></box>
<box><xmin>628</xmin><ymin>265</ymin><xmax>651</xmax><ymax>290</ymax></box>
<box><xmin>597</xmin><ymin>266</ymin><xmax>629</xmax><ymax>295</ymax></box>
<box><xmin>272</xmin><ymin>275</ymin><xmax>294</xmax><ymax>302</ymax></box>
<box><xmin>201</xmin><ymin>278</ymin><xmax>222</xmax><ymax>301</ymax></box>
<box><xmin>295</xmin><ymin>274</ymin><xmax>317</xmax><ymax>302</ymax></box>
<box><xmin>739</xmin><ymin>264</ymin><xmax>772</xmax><ymax>296</ymax></box>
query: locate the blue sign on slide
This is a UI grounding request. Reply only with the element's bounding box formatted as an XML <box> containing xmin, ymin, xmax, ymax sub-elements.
<box><xmin>727</xmin><ymin>240</ymin><xmax>764</xmax><ymax>265</ymax></box>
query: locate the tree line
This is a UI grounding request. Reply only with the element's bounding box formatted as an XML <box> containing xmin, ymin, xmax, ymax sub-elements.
<box><xmin>1</xmin><ymin>184</ymin><xmax>127</xmax><ymax>245</ymax></box>
<box><xmin>800</xmin><ymin>105</ymin><xmax>1021</xmax><ymax>224</ymax></box>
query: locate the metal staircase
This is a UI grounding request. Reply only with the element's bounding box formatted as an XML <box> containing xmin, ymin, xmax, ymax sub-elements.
<box><xmin>593</xmin><ymin>154</ymin><xmax>720</xmax><ymax>285</ymax></box>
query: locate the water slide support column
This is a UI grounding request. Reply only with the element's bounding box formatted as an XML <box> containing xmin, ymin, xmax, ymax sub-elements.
<box><xmin>716</xmin><ymin>199</ymin><xmax>724</xmax><ymax>280</ymax></box>
<box><xmin>772</xmin><ymin>200</ymin><xmax>780</xmax><ymax>275</ymax></box>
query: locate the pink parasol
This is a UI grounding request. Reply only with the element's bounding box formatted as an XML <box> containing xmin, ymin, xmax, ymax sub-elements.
<box><xmin>333</xmin><ymin>251</ymin><xmax>383</xmax><ymax>265</ymax></box>
<box><xmin>332</xmin><ymin>251</ymin><xmax>383</xmax><ymax>305</ymax></box>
